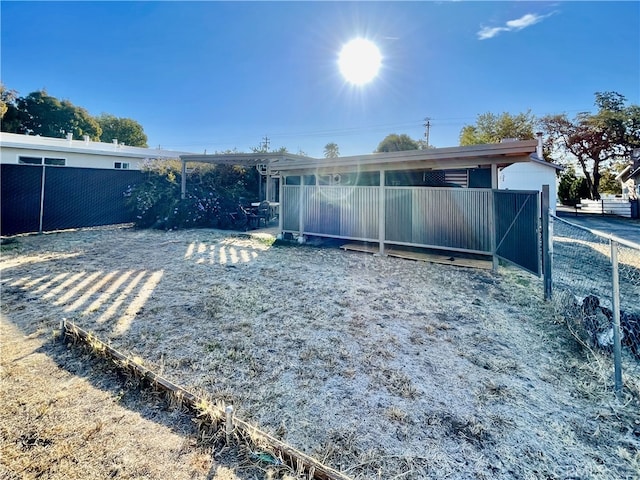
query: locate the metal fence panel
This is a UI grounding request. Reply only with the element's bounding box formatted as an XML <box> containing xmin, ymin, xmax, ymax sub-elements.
<box><xmin>411</xmin><ymin>188</ymin><xmax>492</xmax><ymax>252</ymax></box>
<box><xmin>494</xmin><ymin>190</ymin><xmax>540</xmax><ymax>275</ymax></box>
<box><xmin>282</xmin><ymin>185</ymin><xmax>300</xmax><ymax>231</ymax></box>
<box><xmin>304</xmin><ymin>186</ymin><xmax>341</xmax><ymax>235</ymax></box>
<box><xmin>385</xmin><ymin>188</ymin><xmax>412</xmax><ymax>243</ymax></box>
<box><xmin>339</xmin><ymin>187</ymin><xmax>379</xmax><ymax>239</ymax></box>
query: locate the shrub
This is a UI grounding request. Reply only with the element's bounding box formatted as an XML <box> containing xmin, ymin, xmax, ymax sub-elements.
<box><xmin>558</xmin><ymin>166</ymin><xmax>590</xmax><ymax>206</ymax></box>
<box><xmin>124</xmin><ymin>160</ymin><xmax>258</xmax><ymax>230</ymax></box>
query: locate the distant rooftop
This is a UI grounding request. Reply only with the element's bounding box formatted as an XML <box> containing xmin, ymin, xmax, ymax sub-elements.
<box><xmin>0</xmin><ymin>132</ymin><xmax>194</xmax><ymax>159</ymax></box>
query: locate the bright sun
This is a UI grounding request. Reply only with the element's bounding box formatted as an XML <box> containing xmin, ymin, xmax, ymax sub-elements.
<box><xmin>338</xmin><ymin>38</ymin><xmax>382</xmax><ymax>85</ymax></box>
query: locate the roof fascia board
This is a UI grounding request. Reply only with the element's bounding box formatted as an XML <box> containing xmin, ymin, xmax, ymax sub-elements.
<box><xmin>1</xmin><ymin>143</ymin><xmax>182</xmax><ymax>159</ymax></box>
<box><xmin>1</xmin><ymin>133</ymin><xmax>189</xmax><ymax>159</ymax></box>
<box><xmin>528</xmin><ymin>153</ymin><xmax>563</xmax><ymax>170</ymax></box>
<box><xmin>274</xmin><ymin>140</ymin><xmax>538</xmax><ymax>172</ymax></box>
<box><xmin>281</xmin><ymin>155</ymin><xmax>532</xmax><ymax>176</ymax></box>
<box><xmin>180</xmin><ymin>152</ymin><xmax>314</xmax><ymax>165</ymax></box>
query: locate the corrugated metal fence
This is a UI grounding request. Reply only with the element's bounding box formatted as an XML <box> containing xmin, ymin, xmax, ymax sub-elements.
<box><xmin>283</xmin><ymin>184</ymin><xmax>540</xmax><ymax>273</ymax></box>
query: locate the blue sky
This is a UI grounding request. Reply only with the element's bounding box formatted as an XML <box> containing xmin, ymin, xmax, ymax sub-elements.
<box><xmin>1</xmin><ymin>1</ymin><xmax>639</xmax><ymax>157</ymax></box>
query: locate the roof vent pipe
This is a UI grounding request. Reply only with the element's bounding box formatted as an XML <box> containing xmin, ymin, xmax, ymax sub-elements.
<box><xmin>66</xmin><ymin>132</ymin><xmax>73</xmax><ymax>142</ymax></box>
<box><xmin>112</xmin><ymin>139</ymin><xmax>118</xmax><ymax>148</ymax></box>
<box><xmin>84</xmin><ymin>135</ymin><xmax>90</xmax><ymax>144</ymax></box>
<box><xmin>536</xmin><ymin>132</ymin><xmax>544</xmax><ymax>159</ymax></box>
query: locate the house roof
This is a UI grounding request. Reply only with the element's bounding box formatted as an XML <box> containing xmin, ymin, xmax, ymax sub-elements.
<box><xmin>181</xmin><ymin>140</ymin><xmax>539</xmax><ymax>174</ymax></box>
<box><xmin>615</xmin><ymin>164</ymin><xmax>640</xmax><ymax>181</ymax></box>
<box><xmin>527</xmin><ymin>153</ymin><xmax>563</xmax><ymax>170</ymax></box>
<box><xmin>180</xmin><ymin>151</ymin><xmax>313</xmax><ymax>166</ymax></box>
<box><xmin>0</xmin><ymin>132</ymin><xmax>193</xmax><ymax>159</ymax></box>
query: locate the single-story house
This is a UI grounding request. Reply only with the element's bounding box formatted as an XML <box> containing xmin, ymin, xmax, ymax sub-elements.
<box><xmin>0</xmin><ymin>132</ymin><xmax>192</xmax><ymax>169</ymax></box>
<box><xmin>1</xmin><ymin>132</ymin><xmax>195</xmax><ymax>236</ymax></box>
<box><xmin>498</xmin><ymin>153</ymin><xmax>562</xmax><ymax>214</ymax></box>
<box><xmin>181</xmin><ymin>139</ymin><xmax>546</xmax><ymax>274</ymax></box>
<box><xmin>616</xmin><ymin>148</ymin><xmax>640</xmax><ymax>200</ymax></box>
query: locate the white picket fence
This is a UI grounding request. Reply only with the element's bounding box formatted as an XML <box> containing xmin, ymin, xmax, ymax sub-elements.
<box><xmin>578</xmin><ymin>197</ymin><xmax>633</xmax><ymax>217</ymax></box>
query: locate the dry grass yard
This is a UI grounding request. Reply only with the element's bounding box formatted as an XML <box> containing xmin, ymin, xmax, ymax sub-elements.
<box><xmin>1</xmin><ymin>225</ymin><xmax>639</xmax><ymax>479</ymax></box>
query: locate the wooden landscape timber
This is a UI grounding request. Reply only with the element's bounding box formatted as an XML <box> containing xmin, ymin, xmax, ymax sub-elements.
<box><xmin>60</xmin><ymin>319</ymin><xmax>353</xmax><ymax>480</ymax></box>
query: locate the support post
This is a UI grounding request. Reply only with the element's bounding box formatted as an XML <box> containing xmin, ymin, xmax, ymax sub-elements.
<box><xmin>266</xmin><ymin>164</ymin><xmax>271</xmax><ymax>202</ymax></box>
<box><xmin>378</xmin><ymin>169</ymin><xmax>386</xmax><ymax>256</ymax></box>
<box><xmin>541</xmin><ymin>185</ymin><xmax>552</xmax><ymax>300</ymax></box>
<box><xmin>38</xmin><ymin>165</ymin><xmax>46</xmax><ymax>234</ymax></box>
<box><xmin>490</xmin><ymin>189</ymin><xmax>498</xmax><ymax>271</ymax></box>
<box><xmin>181</xmin><ymin>159</ymin><xmax>186</xmax><ymax>200</ymax></box>
<box><xmin>298</xmin><ymin>175</ymin><xmax>305</xmax><ymax>238</ymax></box>
<box><xmin>278</xmin><ymin>175</ymin><xmax>284</xmax><ymax>234</ymax></box>
<box><xmin>491</xmin><ymin>165</ymin><xmax>499</xmax><ymax>270</ymax></box>
<box><xmin>611</xmin><ymin>240</ymin><xmax>623</xmax><ymax>397</ymax></box>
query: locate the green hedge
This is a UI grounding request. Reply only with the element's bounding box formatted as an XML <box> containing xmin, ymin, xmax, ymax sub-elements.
<box><xmin>125</xmin><ymin>160</ymin><xmax>259</xmax><ymax>230</ymax></box>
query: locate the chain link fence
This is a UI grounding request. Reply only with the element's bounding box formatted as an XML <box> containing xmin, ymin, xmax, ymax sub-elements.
<box><xmin>550</xmin><ymin>214</ymin><xmax>640</xmax><ymax>395</ymax></box>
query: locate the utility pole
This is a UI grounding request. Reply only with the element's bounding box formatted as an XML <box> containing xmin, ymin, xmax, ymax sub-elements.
<box><xmin>261</xmin><ymin>135</ymin><xmax>270</xmax><ymax>152</ymax></box>
<box><xmin>423</xmin><ymin>117</ymin><xmax>431</xmax><ymax>147</ymax></box>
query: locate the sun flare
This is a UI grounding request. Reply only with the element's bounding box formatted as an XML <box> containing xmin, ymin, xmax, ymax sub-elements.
<box><xmin>338</xmin><ymin>38</ymin><xmax>382</xmax><ymax>85</ymax></box>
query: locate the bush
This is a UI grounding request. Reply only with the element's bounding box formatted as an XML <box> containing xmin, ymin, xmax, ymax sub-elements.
<box><xmin>124</xmin><ymin>160</ymin><xmax>258</xmax><ymax>230</ymax></box>
<box><xmin>558</xmin><ymin>166</ymin><xmax>590</xmax><ymax>206</ymax></box>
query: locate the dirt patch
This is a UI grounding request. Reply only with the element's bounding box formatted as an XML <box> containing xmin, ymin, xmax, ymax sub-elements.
<box><xmin>2</xmin><ymin>225</ymin><xmax>639</xmax><ymax>479</ymax></box>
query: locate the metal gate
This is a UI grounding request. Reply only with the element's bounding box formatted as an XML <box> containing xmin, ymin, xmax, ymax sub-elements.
<box><xmin>494</xmin><ymin>190</ymin><xmax>540</xmax><ymax>275</ymax></box>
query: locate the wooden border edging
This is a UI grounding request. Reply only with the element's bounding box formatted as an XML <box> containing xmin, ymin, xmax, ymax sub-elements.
<box><xmin>60</xmin><ymin>319</ymin><xmax>352</xmax><ymax>480</ymax></box>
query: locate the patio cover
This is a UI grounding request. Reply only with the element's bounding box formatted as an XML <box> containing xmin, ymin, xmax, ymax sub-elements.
<box><xmin>179</xmin><ymin>140</ymin><xmax>539</xmax><ymax>198</ymax></box>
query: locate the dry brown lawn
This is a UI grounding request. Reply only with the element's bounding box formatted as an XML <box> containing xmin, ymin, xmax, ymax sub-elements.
<box><xmin>1</xmin><ymin>225</ymin><xmax>639</xmax><ymax>479</ymax></box>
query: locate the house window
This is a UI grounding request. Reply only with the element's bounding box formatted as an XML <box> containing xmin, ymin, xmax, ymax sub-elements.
<box><xmin>44</xmin><ymin>157</ymin><xmax>66</xmax><ymax>166</ymax></box>
<box><xmin>18</xmin><ymin>156</ymin><xmax>66</xmax><ymax>166</ymax></box>
<box><xmin>114</xmin><ymin>162</ymin><xmax>130</xmax><ymax>169</ymax></box>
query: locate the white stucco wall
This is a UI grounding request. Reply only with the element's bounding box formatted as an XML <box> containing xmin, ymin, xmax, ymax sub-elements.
<box><xmin>498</xmin><ymin>161</ymin><xmax>559</xmax><ymax>214</ymax></box>
<box><xmin>0</xmin><ymin>146</ymin><xmax>146</xmax><ymax>170</ymax></box>
<box><xmin>0</xmin><ymin>133</ymin><xmax>191</xmax><ymax>170</ymax></box>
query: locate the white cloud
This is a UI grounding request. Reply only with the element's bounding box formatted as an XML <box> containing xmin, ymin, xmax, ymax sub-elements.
<box><xmin>478</xmin><ymin>12</ymin><xmax>553</xmax><ymax>40</ymax></box>
<box><xmin>477</xmin><ymin>26</ymin><xmax>508</xmax><ymax>40</ymax></box>
<box><xmin>506</xmin><ymin>13</ymin><xmax>544</xmax><ymax>30</ymax></box>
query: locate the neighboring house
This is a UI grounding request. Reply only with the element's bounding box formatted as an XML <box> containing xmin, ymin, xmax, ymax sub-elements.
<box><xmin>1</xmin><ymin>133</ymin><xmax>195</xmax><ymax>236</ymax></box>
<box><xmin>616</xmin><ymin>148</ymin><xmax>640</xmax><ymax>200</ymax></box>
<box><xmin>498</xmin><ymin>154</ymin><xmax>562</xmax><ymax>214</ymax></box>
<box><xmin>0</xmin><ymin>132</ymin><xmax>192</xmax><ymax>169</ymax></box>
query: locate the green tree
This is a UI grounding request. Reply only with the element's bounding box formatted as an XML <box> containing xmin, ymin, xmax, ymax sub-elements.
<box><xmin>0</xmin><ymin>84</ymin><xmax>18</xmax><ymax>119</ymax></box>
<box><xmin>416</xmin><ymin>139</ymin><xmax>434</xmax><ymax>150</ymax></box>
<box><xmin>0</xmin><ymin>84</ymin><xmax>23</xmax><ymax>133</ymax></box>
<box><xmin>12</xmin><ymin>90</ymin><xmax>101</xmax><ymax>139</ymax></box>
<box><xmin>97</xmin><ymin>113</ymin><xmax>148</xmax><ymax>147</ymax></box>
<box><xmin>557</xmin><ymin>165</ymin><xmax>590</xmax><ymax>206</ymax></box>
<box><xmin>324</xmin><ymin>142</ymin><xmax>340</xmax><ymax>158</ymax></box>
<box><xmin>459</xmin><ymin>111</ymin><xmax>536</xmax><ymax>145</ymax></box>
<box><xmin>376</xmin><ymin>133</ymin><xmax>420</xmax><ymax>152</ymax></box>
<box><xmin>541</xmin><ymin>92</ymin><xmax>640</xmax><ymax>200</ymax></box>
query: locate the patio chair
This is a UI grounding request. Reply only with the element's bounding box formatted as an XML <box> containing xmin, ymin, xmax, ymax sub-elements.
<box><xmin>255</xmin><ymin>200</ymin><xmax>271</xmax><ymax>227</ymax></box>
